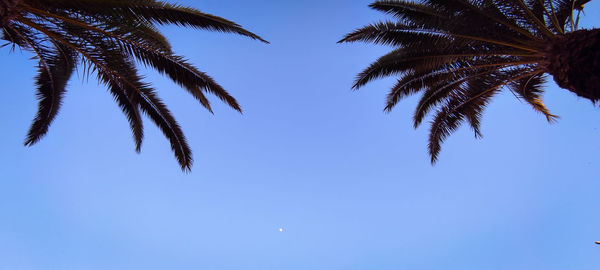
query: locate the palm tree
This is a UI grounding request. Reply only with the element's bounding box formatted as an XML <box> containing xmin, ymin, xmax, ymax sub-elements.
<box><xmin>0</xmin><ymin>0</ymin><xmax>267</xmax><ymax>171</ymax></box>
<box><xmin>339</xmin><ymin>0</ymin><xmax>597</xmax><ymax>163</ymax></box>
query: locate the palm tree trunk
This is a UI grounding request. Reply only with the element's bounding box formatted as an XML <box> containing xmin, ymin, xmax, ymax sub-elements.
<box><xmin>544</xmin><ymin>29</ymin><xmax>600</xmax><ymax>102</ymax></box>
<box><xmin>0</xmin><ymin>0</ymin><xmax>20</xmax><ymax>27</ymax></box>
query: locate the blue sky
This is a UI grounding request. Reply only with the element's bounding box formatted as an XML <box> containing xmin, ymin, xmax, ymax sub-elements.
<box><xmin>0</xmin><ymin>1</ymin><xmax>599</xmax><ymax>269</ymax></box>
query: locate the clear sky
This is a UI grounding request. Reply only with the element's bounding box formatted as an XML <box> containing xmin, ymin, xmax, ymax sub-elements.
<box><xmin>0</xmin><ymin>1</ymin><xmax>599</xmax><ymax>269</ymax></box>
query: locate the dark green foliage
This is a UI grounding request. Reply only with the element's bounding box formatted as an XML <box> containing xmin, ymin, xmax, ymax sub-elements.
<box><xmin>0</xmin><ymin>0</ymin><xmax>267</xmax><ymax>171</ymax></box>
<box><xmin>340</xmin><ymin>0</ymin><xmax>594</xmax><ymax>163</ymax></box>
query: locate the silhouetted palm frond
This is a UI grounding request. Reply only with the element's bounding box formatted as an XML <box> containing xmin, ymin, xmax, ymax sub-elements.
<box><xmin>340</xmin><ymin>0</ymin><xmax>598</xmax><ymax>163</ymax></box>
<box><xmin>1</xmin><ymin>0</ymin><xmax>268</xmax><ymax>171</ymax></box>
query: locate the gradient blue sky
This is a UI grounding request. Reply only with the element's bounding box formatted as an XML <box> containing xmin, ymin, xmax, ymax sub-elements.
<box><xmin>1</xmin><ymin>1</ymin><xmax>599</xmax><ymax>269</ymax></box>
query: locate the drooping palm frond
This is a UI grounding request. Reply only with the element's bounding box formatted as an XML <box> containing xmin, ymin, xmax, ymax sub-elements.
<box><xmin>1</xmin><ymin>0</ymin><xmax>267</xmax><ymax>171</ymax></box>
<box><xmin>340</xmin><ymin>0</ymin><xmax>594</xmax><ymax>163</ymax></box>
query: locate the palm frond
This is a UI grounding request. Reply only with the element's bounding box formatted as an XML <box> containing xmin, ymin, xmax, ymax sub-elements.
<box><xmin>25</xmin><ymin>43</ymin><xmax>76</xmax><ymax>146</ymax></box>
<box><xmin>3</xmin><ymin>0</ymin><xmax>267</xmax><ymax>170</ymax></box>
<box><xmin>509</xmin><ymin>73</ymin><xmax>558</xmax><ymax>122</ymax></box>
<box><xmin>340</xmin><ymin>0</ymin><xmax>585</xmax><ymax>164</ymax></box>
<box><xmin>33</xmin><ymin>0</ymin><xmax>268</xmax><ymax>43</ymax></box>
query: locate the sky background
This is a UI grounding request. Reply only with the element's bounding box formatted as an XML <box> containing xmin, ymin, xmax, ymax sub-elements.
<box><xmin>1</xmin><ymin>1</ymin><xmax>599</xmax><ymax>269</ymax></box>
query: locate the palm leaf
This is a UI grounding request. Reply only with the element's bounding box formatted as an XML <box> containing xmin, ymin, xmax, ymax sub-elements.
<box><xmin>25</xmin><ymin>44</ymin><xmax>76</xmax><ymax>146</ymax></box>
<box><xmin>3</xmin><ymin>1</ymin><xmax>268</xmax><ymax>170</ymax></box>
<box><xmin>340</xmin><ymin>0</ymin><xmax>583</xmax><ymax>164</ymax></box>
<box><xmin>34</xmin><ymin>0</ymin><xmax>269</xmax><ymax>43</ymax></box>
